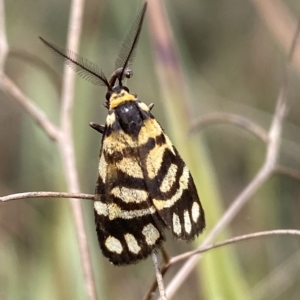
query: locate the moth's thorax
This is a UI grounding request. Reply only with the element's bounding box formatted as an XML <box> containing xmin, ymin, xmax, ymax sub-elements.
<box><xmin>109</xmin><ymin>88</ymin><xmax>136</xmax><ymax>110</ymax></box>
<box><xmin>114</xmin><ymin>102</ymin><xmax>143</xmax><ymax>136</ymax></box>
<box><xmin>107</xmin><ymin>87</ymin><xmax>150</xmax><ymax>136</ymax></box>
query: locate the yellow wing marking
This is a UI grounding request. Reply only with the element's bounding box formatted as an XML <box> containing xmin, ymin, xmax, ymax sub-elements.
<box><xmin>153</xmin><ymin>166</ymin><xmax>190</xmax><ymax>210</ymax></box>
<box><xmin>110</xmin><ymin>186</ymin><xmax>148</xmax><ymax>203</ymax></box>
<box><xmin>94</xmin><ymin>201</ymin><xmax>156</xmax><ymax>220</ymax></box>
<box><xmin>159</xmin><ymin>163</ymin><xmax>178</xmax><ymax>193</ymax></box>
<box><xmin>115</xmin><ymin>157</ymin><xmax>143</xmax><ymax>178</ymax></box>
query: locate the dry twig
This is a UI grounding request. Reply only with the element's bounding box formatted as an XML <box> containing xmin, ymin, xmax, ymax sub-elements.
<box><xmin>274</xmin><ymin>165</ymin><xmax>300</xmax><ymax>182</ymax></box>
<box><xmin>151</xmin><ymin>251</ymin><xmax>168</xmax><ymax>300</ymax></box>
<box><xmin>0</xmin><ymin>191</ymin><xmax>94</xmax><ymax>203</ymax></box>
<box><xmin>169</xmin><ymin>230</ymin><xmax>300</xmax><ymax>265</ymax></box>
<box><xmin>189</xmin><ymin>112</ymin><xmax>268</xmax><ymax>143</ymax></box>
<box><xmin>54</xmin><ymin>0</ymin><xmax>97</xmax><ymax>299</ymax></box>
<box><xmin>144</xmin><ymin>229</ymin><xmax>300</xmax><ymax>300</ymax></box>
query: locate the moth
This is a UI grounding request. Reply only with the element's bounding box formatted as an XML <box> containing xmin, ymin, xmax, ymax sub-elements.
<box><xmin>40</xmin><ymin>2</ymin><xmax>205</xmax><ymax>265</ymax></box>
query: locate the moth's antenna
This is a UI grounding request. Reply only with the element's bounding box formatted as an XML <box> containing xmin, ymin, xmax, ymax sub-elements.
<box><xmin>39</xmin><ymin>37</ymin><xmax>111</xmax><ymax>90</ymax></box>
<box><xmin>113</xmin><ymin>2</ymin><xmax>147</xmax><ymax>87</ymax></box>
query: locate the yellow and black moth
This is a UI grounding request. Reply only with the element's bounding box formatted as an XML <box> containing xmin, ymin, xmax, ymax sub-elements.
<box><xmin>40</xmin><ymin>2</ymin><xmax>205</xmax><ymax>265</ymax></box>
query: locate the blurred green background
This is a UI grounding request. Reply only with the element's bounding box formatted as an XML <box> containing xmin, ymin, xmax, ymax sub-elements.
<box><xmin>1</xmin><ymin>0</ymin><xmax>300</xmax><ymax>299</ymax></box>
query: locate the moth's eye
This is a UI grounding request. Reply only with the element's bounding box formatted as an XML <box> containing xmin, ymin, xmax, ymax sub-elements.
<box><xmin>123</xmin><ymin>86</ymin><xmax>129</xmax><ymax>93</ymax></box>
<box><xmin>106</xmin><ymin>92</ymin><xmax>111</xmax><ymax>101</ymax></box>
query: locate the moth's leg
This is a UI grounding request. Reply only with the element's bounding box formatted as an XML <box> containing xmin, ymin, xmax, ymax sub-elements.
<box><xmin>90</xmin><ymin>122</ymin><xmax>105</xmax><ymax>134</ymax></box>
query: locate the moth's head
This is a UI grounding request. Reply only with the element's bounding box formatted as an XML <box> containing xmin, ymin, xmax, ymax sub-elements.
<box><xmin>104</xmin><ymin>66</ymin><xmax>136</xmax><ymax>109</ymax></box>
<box><xmin>106</xmin><ymin>85</ymin><xmax>136</xmax><ymax>110</ymax></box>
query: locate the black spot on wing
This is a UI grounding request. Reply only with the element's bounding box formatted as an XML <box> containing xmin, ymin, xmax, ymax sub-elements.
<box><xmin>155</xmin><ymin>133</ymin><xmax>166</xmax><ymax>146</ymax></box>
<box><xmin>103</xmin><ymin>146</ymin><xmax>138</xmax><ymax>164</ymax></box>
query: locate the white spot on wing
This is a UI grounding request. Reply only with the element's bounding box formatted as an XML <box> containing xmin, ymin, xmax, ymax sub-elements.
<box><xmin>173</xmin><ymin>213</ymin><xmax>182</xmax><ymax>235</ymax></box>
<box><xmin>124</xmin><ymin>233</ymin><xmax>141</xmax><ymax>254</ymax></box>
<box><xmin>142</xmin><ymin>224</ymin><xmax>160</xmax><ymax>246</ymax></box>
<box><xmin>105</xmin><ymin>236</ymin><xmax>123</xmax><ymax>254</ymax></box>
<box><xmin>184</xmin><ymin>210</ymin><xmax>192</xmax><ymax>234</ymax></box>
<box><xmin>191</xmin><ymin>201</ymin><xmax>200</xmax><ymax>223</ymax></box>
<box><xmin>94</xmin><ymin>201</ymin><xmax>108</xmax><ymax>216</ymax></box>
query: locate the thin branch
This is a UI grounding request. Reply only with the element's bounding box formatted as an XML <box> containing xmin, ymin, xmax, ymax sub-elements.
<box><xmin>146</xmin><ymin>229</ymin><xmax>300</xmax><ymax>299</ymax></box>
<box><xmin>58</xmin><ymin>0</ymin><xmax>83</xmax><ymax>194</ymax></box>
<box><xmin>151</xmin><ymin>251</ymin><xmax>167</xmax><ymax>300</ymax></box>
<box><xmin>57</xmin><ymin>0</ymin><xmax>97</xmax><ymax>299</ymax></box>
<box><xmin>144</xmin><ymin>267</ymin><xmax>169</xmax><ymax>300</ymax></box>
<box><xmin>169</xmin><ymin>230</ymin><xmax>300</xmax><ymax>266</ymax></box>
<box><xmin>144</xmin><ymin>257</ymin><xmax>170</xmax><ymax>300</ymax></box>
<box><xmin>0</xmin><ymin>74</ymin><xmax>60</xmax><ymax>140</ymax></box>
<box><xmin>147</xmin><ymin>228</ymin><xmax>300</xmax><ymax>299</ymax></box>
<box><xmin>189</xmin><ymin>112</ymin><xmax>268</xmax><ymax>143</ymax></box>
<box><xmin>162</xmin><ymin>15</ymin><xmax>300</xmax><ymax>300</ymax></box>
<box><xmin>143</xmin><ymin>247</ymin><xmax>171</xmax><ymax>300</ymax></box>
<box><xmin>0</xmin><ymin>191</ymin><xmax>94</xmax><ymax>203</ymax></box>
<box><xmin>274</xmin><ymin>165</ymin><xmax>300</xmax><ymax>182</ymax></box>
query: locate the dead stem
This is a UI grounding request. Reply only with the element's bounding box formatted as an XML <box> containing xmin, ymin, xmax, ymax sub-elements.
<box><xmin>0</xmin><ymin>191</ymin><xmax>94</xmax><ymax>203</ymax></box>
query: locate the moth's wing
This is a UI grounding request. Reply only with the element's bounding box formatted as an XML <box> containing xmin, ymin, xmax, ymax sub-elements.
<box><xmin>137</xmin><ymin>113</ymin><xmax>205</xmax><ymax>240</ymax></box>
<box><xmin>94</xmin><ymin>127</ymin><xmax>165</xmax><ymax>265</ymax></box>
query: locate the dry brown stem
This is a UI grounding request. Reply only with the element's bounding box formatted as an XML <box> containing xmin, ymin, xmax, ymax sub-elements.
<box><xmin>0</xmin><ymin>191</ymin><xmax>94</xmax><ymax>203</ymax></box>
